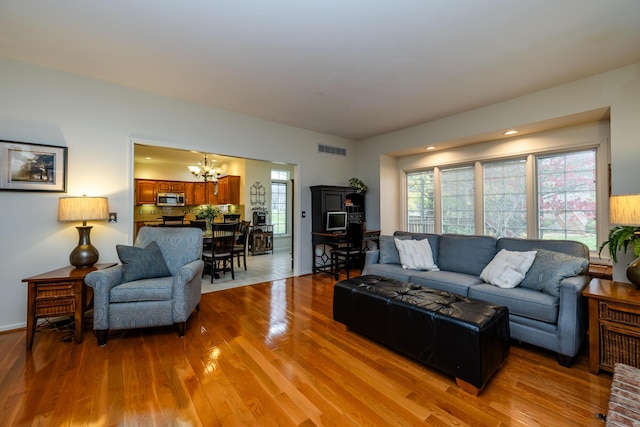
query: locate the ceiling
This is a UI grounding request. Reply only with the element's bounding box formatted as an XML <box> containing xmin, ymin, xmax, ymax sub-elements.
<box><xmin>1</xmin><ymin>1</ymin><xmax>639</xmax><ymax>141</ymax></box>
<box><xmin>134</xmin><ymin>144</ymin><xmax>239</xmax><ymax>170</ymax></box>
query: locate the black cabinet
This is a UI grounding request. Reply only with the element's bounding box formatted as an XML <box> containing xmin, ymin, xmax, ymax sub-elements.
<box><xmin>310</xmin><ymin>185</ymin><xmax>365</xmax><ymax>232</ymax></box>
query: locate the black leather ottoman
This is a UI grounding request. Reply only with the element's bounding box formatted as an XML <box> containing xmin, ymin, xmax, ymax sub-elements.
<box><xmin>333</xmin><ymin>275</ymin><xmax>510</xmax><ymax>394</ymax></box>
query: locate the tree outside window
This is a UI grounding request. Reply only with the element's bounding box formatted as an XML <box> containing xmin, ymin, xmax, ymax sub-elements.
<box><xmin>484</xmin><ymin>159</ymin><xmax>527</xmax><ymax>238</ymax></box>
<box><xmin>407</xmin><ymin>171</ymin><xmax>434</xmax><ymax>233</ymax></box>
<box><xmin>441</xmin><ymin>166</ymin><xmax>475</xmax><ymax>235</ymax></box>
<box><xmin>537</xmin><ymin>149</ymin><xmax>596</xmax><ymax>249</ymax></box>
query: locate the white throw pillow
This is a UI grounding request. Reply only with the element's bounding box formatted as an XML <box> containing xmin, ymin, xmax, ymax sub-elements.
<box><xmin>480</xmin><ymin>249</ymin><xmax>537</xmax><ymax>288</ymax></box>
<box><xmin>394</xmin><ymin>238</ymin><xmax>439</xmax><ymax>271</ymax></box>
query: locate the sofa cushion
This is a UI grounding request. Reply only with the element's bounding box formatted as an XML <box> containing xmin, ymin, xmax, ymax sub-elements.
<box><xmin>116</xmin><ymin>241</ymin><xmax>171</xmax><ymax>283</ymax></box>
<box><xmin>469</xmin><ymin>284</ymin><xmax>559</xmax><ymax>324</ymax></box>
<box><xmin>379</xmin><ymin>234</ymin><xmax>411</xmax><ymax>264</ymax></box>
<box><xmin>394</xmin><ymin>232</ymin><xmax>440</xmax><ymax>262</ymax></box>
<box><xmin>520</xmin><ymin>249</ymin><xmax>589</xmax><ymax>297</ymax></box>
<box><xmin>438</xmin><ymin>234</ymin><xmax>497</xmax><ymax>276</ymax></box>
<box><xmin>110</xmin><ymin>276</ymin><xmax>174</xmax><ymax>303</ymax></box>
<box><xmin>363</xmin><ymin>262</ymin><xmax>414</xmax><ymax>283</ymax></box>
<box><xmin>480</xmin><ymin>249</ymin><xmax>537</xmax><ymax>289</ymax></box>
<box><xmin>497</xmin><ymin>237</ymin><xmax>589</xmax><ymax>259</ymax></box>
<box><xmin>394</xmin><ymin>238</ymin><xmax>439</xmax><ymax>271</ymax></box>
<box><xmin>409</xmin><ymin>271</ymin><xmax>483</xmax><ymax>297</ymax></box>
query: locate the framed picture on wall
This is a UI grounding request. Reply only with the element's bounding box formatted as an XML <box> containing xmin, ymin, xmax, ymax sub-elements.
<box><xmin>0</xmin><ymin>140</ymin><xmax>67</xmax><ymax>192</ymax></box>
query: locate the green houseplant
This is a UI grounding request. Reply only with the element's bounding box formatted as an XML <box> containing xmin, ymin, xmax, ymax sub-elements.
<box><xmin>349</xmin><ymin>177</ymin><xmax>368</xmax><ymax>194</ymax></box>
<box><xmin>598</xmin><ymin>225</ymin><xmax>640</xmax><ymax>263</ymax></box>
<box><xmin>197</xmin><ymin>205</ymin><xmax>220</xmax><ymax>233</ymax></box>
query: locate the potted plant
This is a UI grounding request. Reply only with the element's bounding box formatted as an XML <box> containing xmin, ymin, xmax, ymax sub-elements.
<box><xmin>598</xmin><ymin>225</ymin><xmax>640</xmax><ymax>263</ymax></box>
<box><xmin>349</xmin><ymin>177</ymin><xmax>368</xmax><ymax>194</ymax></box>
<box><xmin>599</xmin><ymin>225</ymin><xmax>640</xmax><ymax>286</ymax></box>
<box><xmin>198</xmin><ymin>205</ymin><xmax>220</xmax><ymax>234</ymax></box>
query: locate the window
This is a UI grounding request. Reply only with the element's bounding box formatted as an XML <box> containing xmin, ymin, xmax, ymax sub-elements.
<box><xmin>483</xmin><ymin>159</ymin><xmax>527</xmax><ymax>238</ymax></box>
<box><xmin>441</xmin><ymin>166</ymin><xmax>475</xmax><ymax>235</ymax></box>
<box><xmin>270</xmin><ymin>170</ymin><xmax>289</xmax><ymax>235</ymax></box>
<box><xmin>407</xmin><ymin>171</ymin><xmax>434</xmax><ymax>233</ymax></box>
<box><xmin>406</xmin><ymin>148</ymin><xmax>599</xmax><ymax>250</ymax></box>
<box><xmin>537</xmin><ymin>149</ymin><xmax>596</xmax><ymax>249</ymax></box>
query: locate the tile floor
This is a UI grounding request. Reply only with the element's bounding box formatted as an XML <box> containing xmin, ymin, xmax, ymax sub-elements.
<box><xmin>201</xmin><ymin>249</ymin><xmax>294</xmax><ymax>293</ymax></box>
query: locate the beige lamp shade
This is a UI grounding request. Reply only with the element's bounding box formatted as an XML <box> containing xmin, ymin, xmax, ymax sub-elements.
<box><xmin>58</xmin><ymin>196</ymin><xmax>109</xmax><ymax>224</ymax></box>
<box><xmin>609</xmin><ymin>194</ymin><xmax>640</xmax><ymax>226</ymax></box>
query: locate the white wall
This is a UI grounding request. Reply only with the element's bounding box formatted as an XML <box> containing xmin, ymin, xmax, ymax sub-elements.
<box><xmin>0</xmin><ymin>58</ymin><xmax>357</xmax><ymax>331</ymax></box>
<box><xmin>360</xmin><ymin>64</ymin><xmax>640</xmax><ymax>231</ymax></box>
<box><xmin>359</xmin><ymin>63</ymin><xmax>640</xmax><ymax>280</ymax></box>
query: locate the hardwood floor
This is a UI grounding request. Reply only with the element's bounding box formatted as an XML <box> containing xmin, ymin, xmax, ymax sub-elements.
<box><xmin>0</xmin><ymin>273</ymin><xmax>612</xmax><ymax>426</ymax></box>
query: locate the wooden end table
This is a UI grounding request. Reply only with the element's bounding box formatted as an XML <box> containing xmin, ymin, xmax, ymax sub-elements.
<box><xmin>22</xmin><ymin>263</ymin><xmax>117</xmax><ymax>350</ymax></box>
<box><xmin>582</xmin><ymin>278</ymin><xmax>640</xmax><ymax>374</ymax></box>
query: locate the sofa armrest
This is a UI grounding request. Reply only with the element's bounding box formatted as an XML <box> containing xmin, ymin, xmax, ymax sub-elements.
<box><xmin>362</xmin><ymin>249</ymin><xmax>381</xmax><ymax>276</ymax></box>
<box><xmin>85</xmin><ymin>265</ymin><xmax>123</xmax><ymax>330</ymax></box>
<box><xmin>557</xmin><ymin>274</ymin><xmax>590</xmax><ymax>358</ymax></box>
<box><xmin>364</xmin><ymin>249</ymin><xmax>380</xmax><ymax>265</ymax></box>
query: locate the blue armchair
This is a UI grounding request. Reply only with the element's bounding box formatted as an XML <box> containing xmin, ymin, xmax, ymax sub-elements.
<box><xmin>85</xmin><ymin>226</ymin><xmax>204</xmax><ymax>346</ymax></box>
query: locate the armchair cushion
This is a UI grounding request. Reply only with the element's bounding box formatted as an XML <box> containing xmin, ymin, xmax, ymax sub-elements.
<box><xmin>116</xmin><ymin>241</ymin><xmax>171</xmax><ymax>283</ymax></box>
<box><xmin>110</xmin><ymin>276</ymin><xmax>174</xmax><ymax>303</ymax></box>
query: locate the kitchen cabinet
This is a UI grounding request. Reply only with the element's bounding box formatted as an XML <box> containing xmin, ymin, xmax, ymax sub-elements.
<box><xmin>135</xmin><ymin>180</ymin><xmax>157</xmax><ymax>205</ymax></box>
<box><xmin>185</xmin><ymin>182</ymin><xmax>207</xmax><ymax>206</ymax></box>
<box><xmin>217</xmin><ymin>175</ymin><xmax>241</xmax><ymax>205</ymax></box>
<box><xmin>157</xmin><ymin>181</ymin><xmax>185</xmax><ymax>192</ymax></box>
<box><xmin>134</xmin><ymin>178</ymin><xmax>235</xmax><ymax>206</ymax></box>
<box><xmin>184</xmin><ymin>182</ymin><xmax>195</xmax><ymax>205</ymax></box>
<box><xmin>206</xmin><ymin>181</ymin><xmax>218</xmax><ymax>205</ymax></box>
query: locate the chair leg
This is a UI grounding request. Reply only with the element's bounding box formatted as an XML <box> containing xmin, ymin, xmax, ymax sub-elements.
<box><xmin>230</xmin><ymin>257</ymin><xmax>235</xmax><ymax>280</ymax></box>
<box><xmin>243</xmin><ymin>253</ymin><xmax>247</xmax><ymax>271</ymax></box>
<box><xmin>96</xmin><ymin>330</ymin><xmax>108</xmax><ymax>347</ymax></box>
<box><xmin>346</xmin><ymin>252</ymin><xmax>351</xmax><ymax>279</ymax></box>
<box><xmin>176</xmin><ymin>322</ymin><xmax>186</xmax><ymax>337</ymax></box>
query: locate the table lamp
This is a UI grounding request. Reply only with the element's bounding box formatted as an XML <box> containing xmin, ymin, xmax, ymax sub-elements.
<box><xmin>609</xmin><ymin>194</ymin><xmax>640</xmax><ymax>287</ymax></box>
<box><xmin>58</xmin><ymin>195</ymin><xmax>109</xmax><ymax>268</ymax></box>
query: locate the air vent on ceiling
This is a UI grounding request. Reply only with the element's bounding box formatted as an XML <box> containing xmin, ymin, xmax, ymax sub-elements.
<box><xmin>318</xmin><ymin>144</ymin><xmax>347</xmax><ymax>156</ymax></box>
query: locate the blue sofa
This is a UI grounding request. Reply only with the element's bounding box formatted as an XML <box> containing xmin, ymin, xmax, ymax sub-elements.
<box><xmin>362</xmin><ymin>231</ymin><xmax>590</xmax><ymax>366</ymax></box>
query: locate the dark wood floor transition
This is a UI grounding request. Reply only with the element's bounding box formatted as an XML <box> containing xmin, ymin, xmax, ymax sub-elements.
<box><xmin>0</xmin><ymin>273</ymin><xmax>612</xmax><ymax>426</ymax></box>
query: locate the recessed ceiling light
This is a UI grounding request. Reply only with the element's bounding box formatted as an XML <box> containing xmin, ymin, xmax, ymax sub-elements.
<box><xmin>426</xmin><ymin>146</ymin><xmax>436</xmax><ymax>150</ymax></box>
<box><xmin>145</xmin><ymin>156</ymin><xmax>152</xmax><ymax>160</ymax></box>
<box><xmin>504</xmin><ymin>130</ymin><xmax>518</xmax><ymax>136</ymax></box>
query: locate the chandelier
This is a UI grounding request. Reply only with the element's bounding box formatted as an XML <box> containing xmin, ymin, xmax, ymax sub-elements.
<box><xmin>188</xmin><ymin>154</ymin><xmax>219</xmax><ymax>182</ymax></box>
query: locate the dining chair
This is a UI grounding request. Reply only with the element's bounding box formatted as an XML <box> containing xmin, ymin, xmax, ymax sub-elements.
<box><xmin>234</xmin><ymin>220</ymin><xmax>251</xmax><ymax>270</ymax></box>
<box><xmin>188</xmin><ymin>219</ymin><xmax>207</xmax><ymax>231</ymax></box>
<box><xmin>162</xmin><ymin>215</ymin><xmax>185</xmax><ymax>226</ymax></box>
<box><xmin>331</xmin><ymin>222</ymin><xmax>366</xmax><ymax>279</ymax></box>
<box><xmin>202</xmin><ymin>222</ymin><xmax>236</xmax><ymax>282</ymax></box>
<box><xmin>223</xmin><ymin>214</ymin><xmax>241</xmax><ymax>223</ymax></box>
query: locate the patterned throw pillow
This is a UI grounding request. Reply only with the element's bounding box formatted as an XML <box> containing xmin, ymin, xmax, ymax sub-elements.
<box><xmin>116</xmin><ymin>241</ymin><xmax>171</xmax><ymax>283</ymax></box>
<box><xmin>394</xmin><ymin>238</ymin><xmax>439</xmax><ymax>271</ymax></box>
<box><xmin>520</xmin><ymin>248</ymin><xmax>589</xmax><ymax>297</ymax></box>
<box><xmin>480</xmin><ymin>249</ymin><xmax>537</xmax><ymax>288</ymax></box>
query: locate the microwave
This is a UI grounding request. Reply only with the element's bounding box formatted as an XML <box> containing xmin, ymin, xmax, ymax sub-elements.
<box><xmin>157</xmin><ymin>192</ymin><xmax>185</xmax><ymax>206</ymax></box>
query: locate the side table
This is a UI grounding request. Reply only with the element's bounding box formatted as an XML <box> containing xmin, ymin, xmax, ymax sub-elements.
<box><xmin>582</xmin><ymin>278</ymin><xmax>640</xmax><ymax>374</ymax></box>
<box><xmin>22</xmin><ymin>263</ymin><xmax>117</xmax><ymax>350</ymax></box>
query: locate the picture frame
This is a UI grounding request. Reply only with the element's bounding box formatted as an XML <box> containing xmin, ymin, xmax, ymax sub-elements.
<box><xmin>0</xmin><ymin>140</ymin><xmax>67</xmax><ymax>192</ymax></box>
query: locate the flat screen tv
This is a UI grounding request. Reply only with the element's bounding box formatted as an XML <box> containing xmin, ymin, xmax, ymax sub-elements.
<box><xmin>326</xmin><ymin>211</ymin><xmax>348</xmax><ymax>232</ymax></box>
